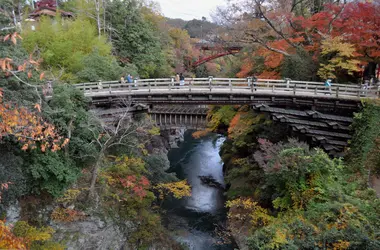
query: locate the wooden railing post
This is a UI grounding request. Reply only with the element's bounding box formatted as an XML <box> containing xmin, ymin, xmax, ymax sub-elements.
<box><xmin>247</xmin><ymin>77</ymin><xmax>252</xmax><ymax>91</ymax></box>
<box><xmin>170</xmin><ymin>77</ymin><xmax>174</xmax><ymax>91</ymax></box>
<box><xmin>189</xmin><ymin>80</ymin><xmax>192</xmax><ymax>92</ymax></box>
<box><xmin>229</xmin><ymin>78</ymin><xmax>232</xmax><ymax>92</ymax></box>
<box><xmin>82</xmin><ymin>82</ymin><xmax>85</xmax><ymax>92</ymax></box>
<box><xmin>336</xmin><ymin>87</ymin><xmax>339</xmax><ymax>98</ymax></box>
<box><xmin>272</xmin><ymin>84</ymin><xmax>275</xmax><ymax>92</ymax></box>
<box><xmin>109</xmin><ymin>83</ymin><xmax>111</xmax><ymax>94</ymax></box>
<box><xmin>98</xmin><ymin>80</ymin><xmax>103</xmax><ymax>90</ymax></box>
<box><xmin>286</xmin><ymin>78</ymin><xmax>290</xmax><ymax>89</ymax></box>
<box><xmin>293</xmin><ymin>84</ymin><xmax>296</xmax><ymax>95</ymax></box>
<box><xmin>315</xmin><ymin>87</ymin><xmax>317</xmax><ymax>95</ymax></box>
<box><xmin>148</xmin><ymin>81</ymin><xmax>151</xmax><ymax>92</ymax></box>
<box><xmin>129</xmin><ymin>80</ymin><xmax>131</xmax><ymax>92</ymax></box>
<box><xmin>209</xmin><ymin>76</ymin><xmax>213</xmax><ymax>92</ymax></box>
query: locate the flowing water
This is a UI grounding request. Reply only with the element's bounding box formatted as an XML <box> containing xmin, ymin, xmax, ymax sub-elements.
<box><xmin>165</xmin><ymin>131</ymin><xmax>236</xmax><ymax>250</ymax></box>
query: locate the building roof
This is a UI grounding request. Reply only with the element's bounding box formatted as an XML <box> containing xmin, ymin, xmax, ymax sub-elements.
<box><xmin>28</xmin><ymin>6</ymin><xmax>73</xmax><ymax>19</ymax></box>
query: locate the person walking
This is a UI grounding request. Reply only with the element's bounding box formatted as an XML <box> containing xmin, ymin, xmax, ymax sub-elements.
<box><xmin>179</xmin><ymin>73</ymin><xmax>185</xmax><ymax>87</ymax></box>
<box><xmin>175</xmin><ymin>73</ymin><xmax>180</xmax><ymax>83</ymax></box>
<box><xmin>126</xmin><ymin>74</ymin><xmax>132</xmax><ymax>83</ymax></box>
<box><xmin>324</xmin><ymin>79</ymin><xmax>332</xmax><ymax>95</ymax></box>
<box><xmin>252</xmin><ymin>75</ymin><xmax>257</xmax><ymax>91</ymax></box>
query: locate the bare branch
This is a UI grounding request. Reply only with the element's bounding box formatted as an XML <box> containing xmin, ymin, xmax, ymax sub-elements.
<box><xmin>254</xmin><ymin>0</ymin><xmax>298</xmax><ymax>49</ymax></box>
<box><xmin>8</xmin><ymin>70</ymin><xmax>42</xmax><ymax>105</ymax></box>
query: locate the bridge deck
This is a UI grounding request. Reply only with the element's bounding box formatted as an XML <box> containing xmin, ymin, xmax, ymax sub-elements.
<box><xmin>74</xmin><ymin>78</ymin><xmax>379</xmax><ymax>104</ymax></box>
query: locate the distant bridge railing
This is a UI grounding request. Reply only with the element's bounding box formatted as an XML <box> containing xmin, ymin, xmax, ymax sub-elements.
<box><xmin>74</xmin><ymin>78</ymin><xmax>380</xmax><ymax>100</ymax></box>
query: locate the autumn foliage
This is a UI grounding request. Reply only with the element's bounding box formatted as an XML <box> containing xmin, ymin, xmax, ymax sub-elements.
<box><xmin>0</xmin><ymin>33</ymin><xmax>67</xmax><ymax>151</ymax></box>
<box><xmin>155</xmin><ymin>180</ymin><xmax>191</xmax><ymax>200</ymax></box>
<box><xmin>235</xmin><ymin>1</ymin><xmax>380</xmax><ymax>81</ymax></box>
<box><xmin>0</xmin><ymin>220</ymin><xmax>26</xmax><ymax>249</ymax></box>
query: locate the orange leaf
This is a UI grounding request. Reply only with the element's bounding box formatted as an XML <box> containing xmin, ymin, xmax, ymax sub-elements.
<box><xmin>18</xmin><ymin>65</ymin><xmax>24</xmax><ymax>71</ymax></box>
<box><xmin>27</xmin><ymin>71</ymin><xmax>32</xmax><ymax>79</ymax></box>
<box><xmin>11</xmin><ymin>35</ymin><xmax>17</xmax><ymax>45</ymax></box>
<box><xmin>39</xmin><ymin>72</ymin><xmax>45</xmax><ymax>80</ymax></box>
<box><xmin>6</xmin><ymin>62</ymin><xmax>12</xmax><ymax>71</ymax></box>
<box><xmin>62</xmin><ymin>138</ymin><xmax>70</xmax><ymax>147</ymax></box>
<box><xmin>21</xmin><ymin>144</ymin><xmax>28</xmax><ymax>151</ymax></box>
<box><xmin>34</xmin><ymin>103</ymin><xmax>41</xmax><ymax>112</ymax></box>
<box><xmin>1</xmin><ymin>60</ymin><xmax>5</xmax><ymax>71</ymax></box>
<box><xmin>3</xmin><ymin>34</ymin><xmax>10</xmax><ymax>41</ymax></box>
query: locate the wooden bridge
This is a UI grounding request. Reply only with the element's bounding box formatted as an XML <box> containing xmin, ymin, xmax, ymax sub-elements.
<box><xmin>72</xmin><ymin>77</ymin><xmax>379</xmax><ymax>155</ymax></box>
<box><xmin>75</xmin><ymin>77</ymin><xmax>378</xmax><ymax>112</ymax></box>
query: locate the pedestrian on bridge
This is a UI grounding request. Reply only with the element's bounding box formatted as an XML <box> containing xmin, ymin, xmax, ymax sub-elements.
<box><xmin>175</xmin><ymin>73</ymin><xmax>180</xmax><ymax>83</ymax></box>
<box><xmin>324</xmin><ymin>79</ymin><xmax>332</xmax><ymax>95</ymax></box>
<box><xmin>180</xmin><ymin>73</ymin><xmax>185</xmax><ymax>87</ymax></box>
<box><xmin>252</xmin><ymin>76</ymin><xmax>257</xmax><ymax>91</ymax></box>
<box><xmin>126</xmin><ymin>74</ymin><xmax>133</xmax><ymax>83</ymax></box>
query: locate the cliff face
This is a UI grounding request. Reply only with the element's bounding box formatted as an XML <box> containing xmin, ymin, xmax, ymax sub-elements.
<box><xmin>50</xmin><ymin>133</ymin><xmax>173</xmax><ymax>249</ymax></box>
<box><xmin>53</xmin><ymin>217</ymin><xmax>129</xmax><ymax>250</ymax></box>
<box><xmin>4</xmin><ymin>130</ymin><xmax>173</xmax><ymax>249</ymax></box>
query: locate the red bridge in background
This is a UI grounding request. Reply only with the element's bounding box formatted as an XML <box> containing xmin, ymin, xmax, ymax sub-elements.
<box><xmin>192</xmin><ymin>43</ymin><xmax>243</xmax><ymax>68</ymax></box>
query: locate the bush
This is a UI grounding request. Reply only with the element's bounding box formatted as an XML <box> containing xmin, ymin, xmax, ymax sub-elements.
<box><xmin>76</xmin><ymin>50</ymin><xmax>125</xmax><ymax>82</ymax></box>
<box><xmin>25</xmin><ymin>151</ymin><xmax>80</xmax><ymax>197</ymax></box>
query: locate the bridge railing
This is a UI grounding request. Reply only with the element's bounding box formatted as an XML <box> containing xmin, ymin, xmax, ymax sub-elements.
<box><xmin>73</xmin><ymin>78</ymin><xmax>380</xmax><ymax>99</ymax></box>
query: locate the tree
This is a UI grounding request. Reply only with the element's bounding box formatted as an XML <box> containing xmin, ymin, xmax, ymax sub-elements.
<box><xmin>105</xmin><ymin>0</ymin><xmax>172</xmax><ymax>78</ymax></box>
<box><xmin>22</xmin><ymin>16</ymin><xmax>115</xmax><ymax>82</ymax></box>
<box><xmin>0</xmin><ymin>33</ymin><xmax>66</xmax><ymax>151</ymax></box>
<box><xmin>317</xmin><ymin>36</ymin><xmax>360</xmax><ymax>79</ymax></box>
<box><xmin>214</xmin><ymin>1</ymin><xmax>379</xmax><ymax>81</ymax></box>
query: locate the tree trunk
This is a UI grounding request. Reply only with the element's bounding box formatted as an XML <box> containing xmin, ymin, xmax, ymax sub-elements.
<box><xmin>95</xmin><ymin>0</ymin><xmax>101</xmax><ymax>38</ymax></box>
<box><xmin>88</xmin><ymin>151</ymin><xmax>104</xmax><ymax>199</ymax></box>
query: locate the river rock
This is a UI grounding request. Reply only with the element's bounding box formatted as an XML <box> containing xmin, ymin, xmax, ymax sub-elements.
<box><xmin>198</xmin><ymin>175</ymin><xmax>225</xmax><ymax>190</ymax></box>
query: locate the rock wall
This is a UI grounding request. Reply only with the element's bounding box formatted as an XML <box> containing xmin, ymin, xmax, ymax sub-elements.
<box><xmin>52</xmin><ymin>217</ymin><xmax>130</xmax><ymax>250</ymax></box>
<box><xmin>160</xmin><ymin>128</ymin><xmax>185</xmax><ymax>148</ymax></box>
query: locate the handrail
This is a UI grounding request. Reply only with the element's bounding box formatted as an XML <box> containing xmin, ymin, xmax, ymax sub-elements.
<box><xmin>72</xmin><ymin>78</ymin><xmax>379</xmax><ymax>100</ymax></box>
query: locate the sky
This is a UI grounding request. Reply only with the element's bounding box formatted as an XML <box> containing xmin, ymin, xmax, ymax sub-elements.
<box><xmin>155</xmin><ymin>0</ymin><xmax>225</xmax><ymax>20</ymax></box>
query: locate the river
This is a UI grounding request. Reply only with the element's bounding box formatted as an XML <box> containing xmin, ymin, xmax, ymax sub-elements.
<box><xmin>165</xmin><ymin>131</ymin><xmax>236</xmax><ymax>250</ymax></box>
